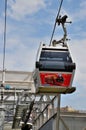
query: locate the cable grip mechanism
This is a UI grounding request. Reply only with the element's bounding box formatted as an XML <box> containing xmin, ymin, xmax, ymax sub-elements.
<box><xmin>52</xmin><ymin>15</ymin><xmax>72</xmax><ymax>47</ymax></box>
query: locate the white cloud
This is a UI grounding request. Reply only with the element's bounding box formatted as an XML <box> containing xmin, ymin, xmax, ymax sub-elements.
<box><xmin>1</xmin><ymin>36</ymin><xmax>43</xmax><ymax>71</ymax></box>
<box><xmin>69</xmin><ymin>39</ymin><xmax>86</xmax><ymax>88</ymax></box>
<box><xmin>80</xmin><ymin>1</ymin><xmax>86</xmax><ymax>8</ymax></box>
<box><xmin>7</xmin><ymin>0</ymin><xmax>46</xmax><ymax>20</ymax></box>
<box><xmin>72</xmin><ymin>1</ymin><xmax>86</xmax><ymax>21</ymax></box>
<box><xmin>61</xmin><ymin>39</ymin><xmax>86</xmax><ymax>110</ymax></box>
<box><xmin>0</xmin><ymin>19</ymin><xmax>4</xmax><ymax>35</ymax></box>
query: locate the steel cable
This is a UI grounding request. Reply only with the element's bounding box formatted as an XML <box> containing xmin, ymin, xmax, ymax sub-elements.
<box><xmin>49</xmin><ymin>0</ymin><xmax>63</xmax><ymax>46</ymax></box>
<box><xmin>2</xmin><ymin>0</ymin><xmax>7</xmax><ymax>84</ymax></box>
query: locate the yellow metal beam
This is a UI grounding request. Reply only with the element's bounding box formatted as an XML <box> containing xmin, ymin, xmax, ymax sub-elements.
<box><xmin>36</xmin><ymin>87</ymin><xmax>76</xmax><ymax>94</ymax></box>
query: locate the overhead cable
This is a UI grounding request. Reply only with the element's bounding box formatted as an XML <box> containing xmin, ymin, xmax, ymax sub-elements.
<box><xmin>49</xmin><ymin>0</ymin><xmax>63</xmax><ymax>46</ymax></box>
<box><xmin>2</xmin><ymin>0</ymin><xmax>7</xmax><ymax>84</ymax></box>
<box><xmin>1</xmin><ymin>0</ymin><xmax>7</xmax><ymax>104</ymax></box>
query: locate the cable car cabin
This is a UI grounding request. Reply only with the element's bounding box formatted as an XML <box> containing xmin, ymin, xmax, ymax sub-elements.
<box><xmin>33</xmin><ymin>43</ymin><xmax>76</xmax><ymax>94</ymax></box>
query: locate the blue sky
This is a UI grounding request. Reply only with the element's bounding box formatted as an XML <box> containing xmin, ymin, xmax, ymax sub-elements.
<box><xmin>0</xmin><ymin>0</ymin><xmax>86</xmax><ymax>110</ymax></box>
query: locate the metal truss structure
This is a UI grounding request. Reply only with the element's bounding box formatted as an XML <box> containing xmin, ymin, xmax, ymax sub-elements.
<box><xmin>0</xmin><ymin>70</ymin><xmax>34</xmax><ymax>130</ymax></box>
<box><xmin>0</xmin><ymin>70</ymin><xmax>61</xmax><ymax>130</ymax></box>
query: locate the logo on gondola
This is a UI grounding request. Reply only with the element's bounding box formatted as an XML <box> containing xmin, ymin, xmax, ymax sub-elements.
<box><xmin>44</xmin><ymin>73</ymin><xmax>64</xmax><ymax>86</ymax></box>
<box><xmin>40</xmin><ymin>72</ymin><xmax>72</xmax><ymax>87</ymax></box>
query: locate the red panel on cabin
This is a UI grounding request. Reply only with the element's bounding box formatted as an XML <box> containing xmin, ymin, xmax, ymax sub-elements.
<box><xmin>40</xmin><ymin>72</ymin><xmax>72</xmax><ymax>87</ymax></box>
